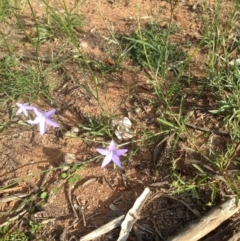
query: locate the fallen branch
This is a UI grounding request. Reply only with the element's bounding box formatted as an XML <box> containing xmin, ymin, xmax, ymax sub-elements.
<box><xmin>0</xmin><ymin>210</ymin><xmax>27</xmax><ymax>227</ymax></box>
<box><xmin>0</xmin><ymin>186</ymin><xmax>23</xmax><ymax>194</ymax></box>
<box><xmin>167</xmin><ymin>197</ymin><xmax>240</xmax><ymax>241</ymax></box>
<box><xmin>202</xmin><ymin>215</ymin><xmax>240</xmax><ymax>241</ymax></box>
<box><xmin>186</xmin><ymin>123</ymin><xmax>229</xmax><ymax>136</ymax></box>
<box><xmin>0</xmin><ymin>193</ymin><xmax>29</xmax><ymax>203</ymax></box>
<box><xmin>117</xmin><ymin>187</ymin><xmax>151</xmax><ymax>241</ymax></box>
<box><xmin>79</xmin><ymin>215</ymin><xmax>125</xmax><ymax>241</ymax></box>
<box><xmin>228</xmin><ymin>230</ymin><xmax>240</xmax><ymax>241</ymax></box>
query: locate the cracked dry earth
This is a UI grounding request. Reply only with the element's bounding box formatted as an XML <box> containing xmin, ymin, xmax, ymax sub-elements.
<box><xmin>1</xmin><ymin>0</ymin><xmax>240</xmax><ymax>240</ymax></box>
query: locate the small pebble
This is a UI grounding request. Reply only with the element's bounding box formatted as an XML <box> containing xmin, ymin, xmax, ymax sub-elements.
<box><xmin>79</xmin><ymin>41</ymin><xmax>88</xmax><ymax>48</ymax></box>
<box><xmin>70</xmin><ymin>127</ymin><xmax>79</xmax><ymax>133</ymax></box>
<box><xmin>63</xmin><ymin>153</ymin><xmax>76</xmax><ymax>164</ymax></box>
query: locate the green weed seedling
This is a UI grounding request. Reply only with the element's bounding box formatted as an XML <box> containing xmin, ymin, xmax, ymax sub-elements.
<box><xmin>30</xmin><ymin>10</ymin><xmax>84</xmax><ymax>44</ymax></box>
<box><xmin>0</xmin><ymin>221</ymin><xmax>43</xmax><ymax>241</ymax></box>
<box><xmin>124</xmin><ymin>22</ymin><xmax>185</xmax><ymax>78</ymax></box>
<box><xmin>0</xmin><ymin>56</ymin><xmax>49</xmax><ymax>105</ymax></box>
<box><xmin>61</xmin><ymin>170</ymin><xmax>81</xmax><ymax>185</ymax></box>
<box><xmin>123</xmin><ymin>20</ymin><xmax>189</xmax><ymax>111</ymax></box>
<box><xmin>0</xmin><ymin>0</ymin><xmax>14</xmax><ymax>22</ymax></box>
<box><xmin>79</xmin><ymin>115</ymin><xmax>113</xmax><ymax>138</ymax></box>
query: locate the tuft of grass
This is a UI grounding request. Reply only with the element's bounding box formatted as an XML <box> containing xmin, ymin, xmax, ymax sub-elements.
<box><xmin>0</xmin><ymin>56</ymin><xmax>50</xmax><ymax>104</ymax></box>
<box><xmin>123</xmin><ymin>21</ymin><xmax>189</xmax><ymax>110</ymax></box>
<box><xmin>0</xmin><ymin>0</ymin><xmax>14</xmax><ymax>21</ymax></box>
<box><xmin>79</xmin><ymin>115</ymin><xmax>113</xmax><ymax>138</ymax></box>
<box><xmin>201</xmin><ymin>0</ymin><xmax>240</xmax><ymax>140</ymax></box>
<box><xmin>30</xmin><ymin>11</ymin><xmax>84</xmax><ymax>44</ymax></box>
<box><xmin>125</xmin><ymin>22</ymin><xmax>186</xmax><ymax>75</ymax></box>
<box><xmin>0</xmin><ymin>220</ymin><xmax>43</xmax><ymax>241</ymax></box>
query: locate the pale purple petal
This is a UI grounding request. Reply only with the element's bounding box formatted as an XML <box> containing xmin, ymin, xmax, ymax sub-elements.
<box><xmin>39</xmin><ymin>119</ymin><xmax>46</xmax><ymax>135</ymax></box>
<box><xmin>114</xmin><ymin>149</ymin><xmax>128</xmax><ymax>156</ymax></box>
<box><xmin>16</xmin><ymin>108</ymin><xmax>25</xmax><ymax>116</ymax></box>
<box><xmin>96</xmin><ymin>148</ymin><xmax>109</xmax><ymax>155</ymax></box>
<box><xmin>25</xmin><ymin>106</ymin><xmax>35</xmax><ymax>110</ymax></box>
<box><xmin>16</xmin><ymin>103</ymin><xmax>30</xmax><ymax>117</ymax></box>
<box><xmin>101</xmin><ymin>152</ymin><xmax>113</xmax><ymax>168</ymax></box>
<box><xmin>45</xmin><ymin>109</ymin><xmax>56</xmax><ymax>118</ymax></box>
<box><xmin>27</xmin><ymin>117</ymin><xmax>41</xmax><ymax>125</ymax></box>
<box><xmin>16</xmin><ymin>103</ymin><xmax>22</xmax><ymax>108</ymax></box>
<box><xmin>112</xmin><ymin>154</ymin><xmax>122</xmax><ymax>168</ymax></box>
<box><xmin>46</xmin><ymin>119</ymin><xmax>60</xmax><ymax>128</ymax></box>
<box><xmin>23</xmin><ymin>109</ymin><xmax>28</xmax><ymax>117</ymax></box>
<box><xmin>109</xmin><ymin>140</ymin><xmax>116</xmax><ymax>151</ymax></box>
<box><xmin>33</xmin><ymin>107</ymin><xmax>43</xmax><ymax>117</ymax></box>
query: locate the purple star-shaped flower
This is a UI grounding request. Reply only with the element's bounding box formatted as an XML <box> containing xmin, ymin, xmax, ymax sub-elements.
<box><xmin>96</xmin><ymin>140</ymin><xmax>128</xmax><ymax>168</ymax></box>
<box><xmin>27</xmin><ymin>108</ymin><xmax>59</xmax><ymax>135</ymax></box>
<box><xmin>16</xmin><ymin>103</ymin><xmax>33</xmax><ymax>117</ymax></box>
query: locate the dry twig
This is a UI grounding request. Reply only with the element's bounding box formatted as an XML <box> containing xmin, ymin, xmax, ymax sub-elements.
<box><xmin>117</xmin><ymin>187</ymin><xmax>151</xmax><ymax>241</ymax></box>
<box><xmin>79</xmin><ymin>215</ymin><xmax>125</xmax><ymax>241</ymax></box>
<box><xmin>167</xmin><ymin>198</ymin><xmax>239</xmax><ymax>241</ymax></box>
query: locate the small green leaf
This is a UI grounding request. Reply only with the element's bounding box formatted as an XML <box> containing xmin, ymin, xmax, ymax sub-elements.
<box><xmin>68</xmin><ymin>174</ymin><xmax>81</xmax><ymax>184</ymax></box>
<box><xmin>191</xmin><ymin>188</ymin><xmax>199</xmax><ymax>199</ymax></box>
<box><xmin>72</xmin><ymin>163</ymin><xmax>78</xmax><ymax>171</ymax></box>
<box><xmin>52</xmin><ymin>187</ymin><xmax>60</xmax><ymax>194</ymax></box>
<box><xmin>210</xmin><ymin>183</ymin><xmax>218</xmax><ymax>202</ymax></box>
<box><xmin>40</xmin><ymin>192</ymin><xmax>48</xmax><ymax>199</ymax></box>
<box><xmin>192</xmin><ymin>163</ymin><xmax>205</xmax><ymax>174</ymax></box>
<box><xmin>68</xmin><ymin>177</ymin><xmax>76</xmax><ymax>184</ymax></box>
<box><xmin>157</xmin><ymin>118</ymin><xmax>177</xmax><ymax>129</ymax></box>
<box><xmin>197</xmin><ymin>176</ymin><xmax>208</xmax><ymax>184</ymax></box>
<box><xmin>74</xmin><ymin>174</ymin><xmax>81</xmax><ymax>181</ymax></box>
<box><xmin>61</xmin><ymin>173</ymin><xmax>68</xmax><ymax>179</ymax></box>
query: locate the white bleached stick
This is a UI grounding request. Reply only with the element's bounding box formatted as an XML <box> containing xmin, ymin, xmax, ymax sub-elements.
<box><xmin>117</xmin><ymin>187</ymin><xmax>151</xmax><ymax>241</ymax></box>
<box><xmin>167</xmin><ymin>197</ymin><xmax>240</xmax><ymax>241</ymax></box>
<box><xmin>79</xmin><ymin>215</ymin><xmax>125</xmax><ymax>241</ymax></box>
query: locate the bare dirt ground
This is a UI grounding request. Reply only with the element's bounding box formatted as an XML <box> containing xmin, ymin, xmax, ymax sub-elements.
<box><xmin>0</xmin><ymin>0</ymin><xmax>240</xmax><ymax>240</ymax></box>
